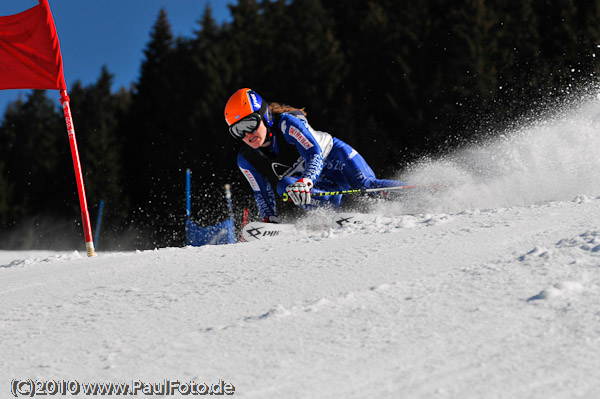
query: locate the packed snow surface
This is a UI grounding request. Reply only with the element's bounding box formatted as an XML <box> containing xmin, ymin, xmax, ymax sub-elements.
<box><xmin>2</xmin><ymin>96</ymin><xmax>600</xmax><ymax>398</ymax></box>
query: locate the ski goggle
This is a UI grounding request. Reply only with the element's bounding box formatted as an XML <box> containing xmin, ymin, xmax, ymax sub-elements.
<box><xmin>229</xmin><ymin>113</ymin><xmax>262</xmax><ymax>139</ymax></box>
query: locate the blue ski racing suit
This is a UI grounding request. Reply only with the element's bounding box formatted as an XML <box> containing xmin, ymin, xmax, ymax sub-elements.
<box><xmin>237</xmin><ymin>111</ymin><xmax>404</xmax><ymax>220</ymax></box>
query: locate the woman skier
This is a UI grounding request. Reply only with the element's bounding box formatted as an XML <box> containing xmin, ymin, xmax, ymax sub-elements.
<box><xmin>224</xmin><ymin>88</ymin><xmax>404</xmax><ymax>222</ymax></box>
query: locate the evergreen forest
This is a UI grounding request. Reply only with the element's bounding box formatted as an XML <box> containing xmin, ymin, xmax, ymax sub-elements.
<box><xmin>1</xmin><ymin>0</ymin><xmax>600</xmax><ymax>250</ymax></box>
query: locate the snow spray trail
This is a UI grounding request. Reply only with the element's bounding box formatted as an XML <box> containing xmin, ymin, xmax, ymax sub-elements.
<box><xmin>387</xmin><ymin>93</ymin><xmax>600</xmax><ymax>214</ymax></box>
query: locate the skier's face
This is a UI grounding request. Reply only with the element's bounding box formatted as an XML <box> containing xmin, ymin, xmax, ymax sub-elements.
<box><xmin>242</xmin><ymin>120</ymin><xmax>268</xmax><ymax>149</ymax></box>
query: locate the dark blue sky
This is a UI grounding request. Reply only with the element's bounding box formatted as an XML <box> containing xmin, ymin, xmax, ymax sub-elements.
<box><xmin>0</xmin><ymin>0</ymin><xmax>232</xmax><ymax>114</ymax></box>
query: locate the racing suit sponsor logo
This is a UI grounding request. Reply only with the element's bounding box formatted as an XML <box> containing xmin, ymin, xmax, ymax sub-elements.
<box><xmin>271</xmin><ymin>157</ymin><xmax>304</xmax><ymax>179</ymax></box>
<box><xmin>288</xmin><ymin>126</ymin><xmax>314</xmax><ymax>150</ymax></box>
<box><xmin>240</xmin><ymin>167</ymin><xmax>260</xmax><ymax>191</ymax></box>
<box><xmin>326</xmin><ymin>158</ymin><xmax>345</xmax><ymax>172</ymax></box>
<box><xmin>353</xmin><ymin>168</ymin><xmax>367</xmax><ymax>184</ymax></box>
<box><xmin>254</xmin><ymin>184</ymin><xmax>277</xmax><ymax>219</ymax></box>
<box><xmin>255</xmin><ymin>192</ymin><xmax>273</xmax><ymax>218</ymax></box>
<box><xmin>304</xmin><ymin>154</ymin><xmax>323</xmax><ymax>181</ymax></box>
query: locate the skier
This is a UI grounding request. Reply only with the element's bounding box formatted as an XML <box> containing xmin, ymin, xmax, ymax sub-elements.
<box><xmin>225</xmin><ymin>88</ymin><xmax>404</xmax><ymax>223</ymax></box>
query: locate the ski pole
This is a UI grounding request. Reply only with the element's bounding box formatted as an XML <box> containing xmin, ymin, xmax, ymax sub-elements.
<box><xmin>282</xmin><ymin>184</ymin><xmax>444</xmax><ymax>202</ymax></box>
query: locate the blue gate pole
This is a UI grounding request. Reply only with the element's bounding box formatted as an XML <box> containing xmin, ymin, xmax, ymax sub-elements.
<box><xmin>224</xmin><ymin>184</ymin><xmax>235</xmax><ymax>243</ymax></box>
<box><xmin>224</xmin><ymin>184</ymin><xmax>234</xmax><ymax>220</ymax></box>
<box><xmin>186</xmin><ymin>169</ymin><xmax>191</xmax><ymax>244</ymax></box>
<box><xmin>186</xmin><ymin>169</ymin><xmax>191</xmax><ymax>219</ymax></box>
<box><xmin>94</xmin><ymin>200</ymin><xmax>104</xmax><ymax>249</ymax></box>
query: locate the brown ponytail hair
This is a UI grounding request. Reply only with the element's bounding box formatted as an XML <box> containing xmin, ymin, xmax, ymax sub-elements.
<box><xmin>268</xmin><ymin>102</ymin><xmax>307</xmax><ymax>117</ymax></box>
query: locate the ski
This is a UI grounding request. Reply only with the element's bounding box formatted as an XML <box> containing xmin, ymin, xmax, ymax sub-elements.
<box><xmin>242</xmin><ymin>222</ymin><xmax>296</xmax><ymax>242</ymax></box>
<box><xmin>332</xmin><ymin>212</ymin><xmax>379</xmax><ymax>228</ymax></box>
<box><xmin>244</xmin><ymin>212</ymin><xmax>383</xmax><ymax>241</ymax></box>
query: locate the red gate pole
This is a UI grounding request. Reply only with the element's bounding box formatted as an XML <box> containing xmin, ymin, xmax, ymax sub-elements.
<box><xmin>60</xmin><ymin>89</ymin><xmax>96</xmax><ymax>257</ymax></box>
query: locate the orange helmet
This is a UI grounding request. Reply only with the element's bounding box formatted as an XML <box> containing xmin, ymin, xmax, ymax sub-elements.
<box><xmin>224</xmin><ymin>88</ymin><xmax>273</xmax><ymax>139</ymax></box>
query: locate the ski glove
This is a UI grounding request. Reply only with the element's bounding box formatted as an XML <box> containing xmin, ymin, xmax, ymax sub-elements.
<box><xmin>285</xmin><ymin>178</ymin><xmax>314</xmax><ymax>205</ymax></box>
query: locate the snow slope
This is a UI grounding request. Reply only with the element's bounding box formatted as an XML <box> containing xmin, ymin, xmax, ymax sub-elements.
<box><xmin>2</xmin><ymin>96</ymin><xmax>600</xmax><ymax>398</ymax></box>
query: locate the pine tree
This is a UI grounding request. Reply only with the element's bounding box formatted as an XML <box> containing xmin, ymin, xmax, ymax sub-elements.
<box><xmin>224</xmin><ymin>0</ymin><xmax>263</xmax><ymax>89</ymax></box>
<box><xmin>67</xmin><ymin>66</ymin><xmax>131</xmax><ymax>247</ymax></box>
<box><xmin>0</xmin><ymin>91</ymin><xmax>69</xmax><ymax>215</ymax></box>
<box><xmin>353</xmin><ymin>0</ymin><xmax>427</xmax><ymax>168</ymax></box>
<box><xmin>0</xmin><ymin>90</ymin><xmax>78</xmax><ymax>247</ymax></box>
<box><xmin>482</xmin><ymin>0</ymin><xmax>539</xmax><ymax>127</ymax></box>
<box><xmin>322</xmin><ymin>0</ymin><xmax>428</xmax><ymax>169</ymax></box>
<box><xmin>122</xmin><ymin>8</ymin><xmax>187</xmax><ymax>248</ymax></box>
<box><xmin>186</xmin><ymin>5</ymin><xmax>245</xmax><ymax>224</ymax></box>
<box><xmin>270</xmin><ymin>0</ymin><xmax>345</xmax><ymax>127</ymax></box>
<box><xmin>0</xmin><ymin>162</ymin><xmax>14</xmax><ymax>226</ymax></box>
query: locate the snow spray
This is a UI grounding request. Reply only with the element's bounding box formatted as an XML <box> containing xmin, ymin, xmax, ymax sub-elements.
<box><xmin>387</xmin><ymin>89</ymin><xmax>600</xmax><ymax>214</ymax></box>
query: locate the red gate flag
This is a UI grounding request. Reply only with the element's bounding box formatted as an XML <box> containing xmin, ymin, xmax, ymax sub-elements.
<box><xmin>0</xmin><ymin>0</ymin><xmax>66</xmax><ymax>91</ymax></box>
<box><xmin>0</xmin><ymin>1</ymin><xmax>96</xmax><ymax>257</ymax></box>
